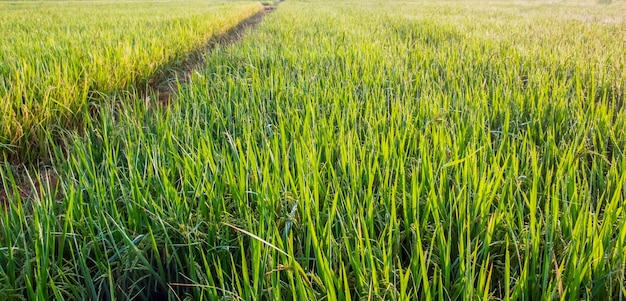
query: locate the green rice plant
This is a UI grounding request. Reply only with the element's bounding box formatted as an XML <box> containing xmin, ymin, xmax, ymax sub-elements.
<box><xmin>1</xmin><ymin>0</ymin><xmax>626</xmax><ymax>300</ymax></box>
<box><xmin>0</xmin><ymin>0</ymin><xmax>263</xmax><ymax>161</ymax></box>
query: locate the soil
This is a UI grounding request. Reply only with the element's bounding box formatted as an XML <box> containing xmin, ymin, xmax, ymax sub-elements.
<box><xmin>0</xmin><ymin>168</ymin><xmax>59</xmax><ymax>208</ymax></box>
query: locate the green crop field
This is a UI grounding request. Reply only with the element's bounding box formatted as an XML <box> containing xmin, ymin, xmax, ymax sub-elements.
<box><xmin>0</xmin><ymin>0</ymin><xmax>263</xmax><ymax>160</ymax></box>
<box><xmin>1</xmin><ymin>0</ymin><xmax>626</xmax><ymax>300</ymax></box>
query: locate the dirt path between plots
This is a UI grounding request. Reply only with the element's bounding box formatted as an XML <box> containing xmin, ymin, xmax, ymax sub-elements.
<box><xmin>0</xmin><ymin>4</ymin><xmax>277</xmax><ymax>207</ymax></box>
<box><xmin>148</xmin><ymin>4</ymin><xmax>276</xmax><ymax>107</ymax></box>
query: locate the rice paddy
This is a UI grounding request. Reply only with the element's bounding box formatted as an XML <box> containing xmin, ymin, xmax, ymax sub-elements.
<box><xmin>1</xmin><ymin>0</ymin><xmax>625</xmax><ymax>300</ymax></box>
<box><xmin>0</xmin><ymin>0</ymin><xmax>263</xmax><ymax>160</ymax></box>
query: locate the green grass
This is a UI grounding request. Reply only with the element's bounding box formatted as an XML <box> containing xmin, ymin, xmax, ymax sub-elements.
<box><xmin>2</xmin><ymin>0</ymin><xmax>626</xmax><ymax>300</ymax></box>
<box><xmin>0</xmin><ymin>0</ymin><xmax>263</xmax><ymax>160</ymax></box>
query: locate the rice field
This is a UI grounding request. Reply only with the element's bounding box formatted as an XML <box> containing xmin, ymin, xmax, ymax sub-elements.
<box><xmin>1</xmin><ymin>0</ymin><xmax>626</xmax><ymax>300</ymax></box>
<box><xmin>0</xmin><ymin>0</ymin><xmax>263</xmax><ymax>160</ymax></box>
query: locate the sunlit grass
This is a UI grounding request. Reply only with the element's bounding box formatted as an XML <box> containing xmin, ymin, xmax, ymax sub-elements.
<box><xmin>0</xmin><ymin>0</ymin><xmax>263</xmax><ymax>160</ymax></box>
<box><xmin>1</xmin><ymin>0</ymin><xmax>625</xmax><ymax>300</ymax></box>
